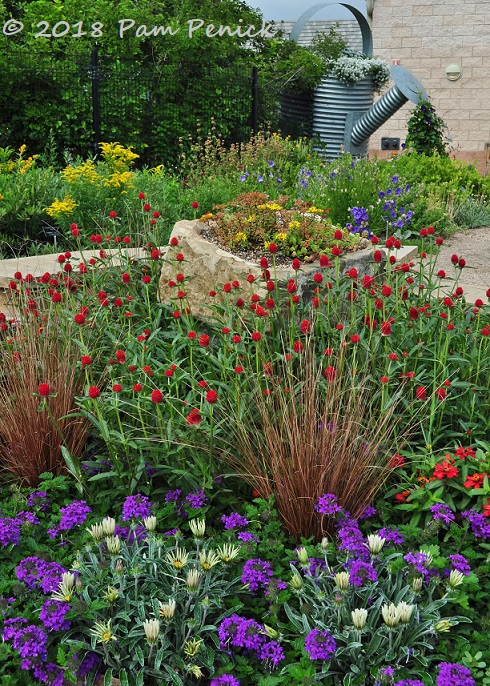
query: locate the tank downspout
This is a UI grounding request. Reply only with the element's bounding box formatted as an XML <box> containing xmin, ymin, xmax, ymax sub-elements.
<box><xmin>344</xmin><ymin>65</ymin><xmax>427</xmax><ymax>155</ymax></box>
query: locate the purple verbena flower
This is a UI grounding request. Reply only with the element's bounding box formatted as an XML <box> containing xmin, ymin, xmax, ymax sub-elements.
<box><xmin>27</xmin><ymin>491</ymin><xmax>50</xmax><ymax>512</ymax></box>
<box><xmin>12</xmin><ymin>625</ymin><xmax>48</xmax><ymax>660</ymax></box>
<box><xmin>164</xmin><ymin>489</ymin><xmax>182</xmax><ymax>502</ymax></box>
<box><xmin>258</xmin><ymin>639</ymin><xmax>285</xmax><ymax>667</ymax></box>
<box><xmin>315</xmin><ymin>493</ymin><xmax>343</xmax><ymax>517</ymax></box>
<box><xmin>40</xmin><ymin>599</ymin><xmax>71</xmax><ymax>631</ymax></box>
<box><xmin>32</xmin><ymin>661</ymin><xmax>65</xmax><ymax>686</ymax></box>
<box><xmin>0</xmin><ymin>517</ymin><xmax>21</xmax><ymax>546</ymax></box>
<box><xmin>430</xmin><ymin>503</ymin><xmax>455</xmax><ymax>526</ymax></box>
<box><xmin>185</xmin><ymin>489</ymin><xmax>208</xmax><ymax>509</ymax></box>
<box><xmin>58</xmin><ymin>500</ymin><xmax>92</xmax><ymax>531</ymax></box>
<box><xmin>348</xmin><ymin>560</ymin><xmax>378</xmax><ymax>587</ymax></box>
<box><xmin>359</xmin><ymin>505</ymin><xmax>377</xmax><ymax>519</ymax></box>
<box><xmin>237</xmin><ymin>531</ymin><xmax>260</xmax><ymax>543</ymax></box>
<box><xmin>393</xmin><ymin>681</ymin><xmax>425</xmax><ymax>686</ymax></box>
<box><xmin>16</xmin><ymin>511</ymin><xmax>40</xmax><ymax>526</ymax></box>
<box><xmin>461</xmin><ymin>510</ymin><xmax>490</xmax><ymax>539</ymax></box>
<box><xmin>78</xmin><ymin>651</ymin><xmax>102</xmax><ymax>678</ymax></box>
<box><xmin>210</xmin><ymin>676</ymin><xmax>241</xmax><ymax>686</ymax></box>
<box><xmin>378</xmin><ymin>526</ymin><xmax>405</xmax><ymax>546</ymax></box>
<box><xmin>241</xmin><ymin>558</ymin><xmax>273</xmax><ymax>592</ymax></box>
<box><xmin>2</xmin><ymin>617</ymin><xmax>28</xmax><ymax>641</ymax></box>
<box><xmin>437</xmin><ymin>662</ymin><xmax>476</xmax><ymax>686</ymax></box>
<box><xmin>447</xmin><ymin>554</ymin><xmax>471</xmax><ymax>576</ymax></box>
<box><xmin>336</xmin><ymin>521</ymin><xmax>368</xmax><ymax>559</ymax></box>
<box><xmin>304</xmin><ymin>628</ymin><xmax>336</xmax><ymax>661</ymax></box>
<box><xmin>221</xmin><ymin>513</ymin><xmax>249</xmax><ymax>530</ymax></box>
<box><xmin>121</xmin><ymin>494</ymin><xmax>152</xmax><ymax>521</ymax></box>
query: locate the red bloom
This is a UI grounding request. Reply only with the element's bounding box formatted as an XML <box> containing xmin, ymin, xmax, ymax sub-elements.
<box><xmin>151</xmin><ymin>389</ymin><xmax>164</xmax><ymax>403</ymax></box>
<box><xmin>381</xmin><ymin>285</ymin><xmax>392</xmax><ymax>297</ymax></box>
<box><xmin>199</xmin><ymin>334</ymin><xmax>210</xmax><ymax>347</ymax></box>
<box><xmin>164</xmin><ymin>369</ymin><xmax>174</xmax><ymax>377</ymax></box>
<box><xmin>333</xmin><ymin>229</ymin><xmax>343</xmax><ymax>240</ymax></box>
<box><xmin>350</xmin><ymin>334</ymin><xmax>360</xmax><ymax>344</ymax></box>
<box><xmin>109</xmin><ymin>211</ymin><xmax>117</xmax><ymax>219</ymax></box>
<box><xmin>232</xmin><ymin>335</ymin><xmax>241</xmax><ymax>343</ymax></box>
<box><xmin>176</xmin><ymin>253</ymin><xmax>185</xmax><ymax>262</ymax></box>
<box><xmin>415</xmin><ymin>386</ymin><xmax>427</xmax><ymax>400</ymax></box>
<box><xmin>435</xmin><ymin>387</ymin><xmax>446</xmax><ymax>401</ymax></box>
<box><xmin>268</xmin><ymin>243</ymin><xmax>278</xmax><ymax>254</ymax></box>
<box><xmin>206</xmin><ymin>389</ymin><xmax>218</xmax><ymax>403</ymax></box>
<box><xmin>380</xmin><ymin>376</ymin><xmax>389</xmax><ymax>383</ymax></box>
<box><xmin>394</xmin><ymin>490</ymin><xmax>411</xmax><ymax>503</ymax></box>
<box><xmin>234</xmin><ymin>366</ymin><xmax>244</xmax><ymax>373</ymax></box>
<box><xmin>138</xmin><ymin>192</ymin><xmax>145</xmax><ymax>200</ymax></box>
<box><xmin>388</xmin><ymin>454</ymin><xmax>406</xmax><ymax>468</ymax></box>
<box><xmin>170</xmin><ymin>237</ymin><xmax>179</xmax><ymax>246</ymax></box>
<box><xmin>143</xmin><ymin>203</ymin><xmax>151</xmax><ymax>212</ymax></box>
<box><xmin>313</xmin><ymin>272</ymin><xmax>323</xmax><ymax>284</ymax></box>
<box><xmin>247</xmin><ymin>274</ymin><xmax>255</xmax><ymax>283</ymax></box>
<box><xmin>223</xmin><ymin>283</ymin><xmax>232</xmax><ymax>293</ymax></box>
<box><xmin>409</xmin><ymin>307</ymin><xmax>419</xmax><ymax>320</ymax></box>
<box><xmin>186</xmin><ymin>408</ymin><xmax>202</xmax><ymax>425</ymax></box>
<box><xmin>381</xmin><ymin>321</ymin><xmax>392</xmax><ymax>336</ymax></box>
<box><xmin>115</xmin><ymin>350</ymin><xmax>126</xmax><ymax>363</ymax></box>
<box><xmin>483</xmin><ymin>499</ymin><xmax>490</xmax><ymax>517</ymax></box>
<box><xmin>347</xmin><ymin>268</ymin><xmax>358</xmax><ymax>279</ymax></box>
<box><xmin>319</xmin><ymin>255</ymin><xmax>331</xmax><ymax>268</ymax></box>
<box><xmin>293</xmin><ymin>340</ymin><xmax>303</xmax><ymax>353</ymax></box>
<box><xmin>38</xmin><ymin>383</ymin><xmax>50</xmax><ymax>398</ymax></box>
<box><xmin>331</xmin><ymin>246</ymin><xmax>342</xmax><ymax>257</ymax></box>
<box><xmin>373</xmin><ymin>250</ymin><xmax>383</xmax><ymax>263</ymax></box>
<box><xmin>291</xmin><ymin>258</ymin><xmax>301</xmax><ymax>270</ymax></box>
<box><xmin>463</xmin><ymin>473</ymin><xmax>485</xmax><ymax>489</ymax></box>
<box><xmin>323</xmin><ymin>366</ymin><xmax>336</xmax><ymax>381</ymax></box>
<box><xmin>81</xmin><ymin>355</ymin><xmax>92</xmax><ymax>366</ymax></box>
<box><xmin>74</xmin><ymin>313</ymin><xmax>85</xmax><ymax>325</ymax></box>
<box><xmin>251</xmin><ymin>332</ymin><xmax>262</xmax><ymax>342</ymax></box>
<box><xmin>433</xmin><ymin>459</ymin><xmax>458</xmax><ymax>479</ymax></box>
<box><xmin>51</xmin><ymin>292</ymin><xmax>62</xmax><ymax>303</ymax></box>
<box><xmin>300</xmin><ymin>319</ymin><xmax>311</xmax><ymax>334</ymax></box>
<box><xmin>191</xmin><ymin>201</ymin><xmax>199</xmax><ymax>209</ymax></box>
<box><xmin>88</xmin><ymin>386</ymin><xmax>100</xmax><ymax>399</ymax></box>
<box><xmin>133</xmin><ymin>383</ymin><xmax>143</xmax><ymax>392</ymax></box>
<box><xmin>260</xmin><ymin>257</ymin><xmax>269</xmax><ymax>269</ymax></box>
<box><xmin>112</xmin><ymin>384</ymin><xmax>122</xmax><ymax>393</ymax></box>
<box><xmin>450</xmin><ymin>254</ymin><xmax>459</xmax><ymax>264</ymax></box>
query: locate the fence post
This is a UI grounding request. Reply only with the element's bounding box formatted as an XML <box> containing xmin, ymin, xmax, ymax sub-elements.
<box><xmin>251</xmin><ymin>66</ymin><xmax>258</xmax><ymax>135</ymax></box>
<box><xmin>91</xmin><ymin>47</ymin><xmax>101</xmax><ymax>158</ymax></box>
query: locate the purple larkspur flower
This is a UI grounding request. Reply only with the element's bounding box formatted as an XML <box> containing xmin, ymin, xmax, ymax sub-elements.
<box><xmin>241</xmin><ymin>558</ymin><xmax>273</xmax><ymax>592</ymax></box>
<box><xmin>304</xmin><ymin>628</ymin><xmax>336</xmax><ymax>661</ymax></box>
<box><xmin>12</xmin><ymin>625</ymin><xmax>48</xmax><ymax>660</ymax></box>
<box><xmin>0</xmin><ymin>517</ymin><xmax>21</xmax><ymax>546</ymax></box>
<box><xmin>185</xmin><ymin>489</ymin><xmax>208</xmax><ymax>509</ymax></box>
<box><xmin>437</xmin><ymin>662</ymin><xmax>476</xmax><ymax>686</ymax></box>
<box><xmin>237</xmin><ymin>531</ymin><xmax>260</xmax><ymax>543</ymax></box>
<box><xmin>348</xmin><ymin>560</ymin><xmax>378</xmax><ymax>587</ymax></box>
<box><xmin>122</xmin><ymin>494</ymin><xmax>152</xmax><ymax>520</ymax></box>
<box><xmin>447</xmin><ymin>554</ymin><xmax>471</xmax><ymax>576</ymax></box>
<box><xmin>221</xmin><ymin>513</ymin><xmax>249</xmax><ymax>530</ymax></box>
<box><xmin>430</xmin><ymin>503</ymin><xmax>455</xmax><ymax>526</ymax></box>
<box><xmin>258</xmin><ymin>639</ymin><xmax>285</xmax><ymax>666</ymax></box>
<box><xmin>40</xmin><ymin>599</ymin><xmax>71</xmax><ymax>631</ymax></box>
<box><xmin>27</xmin><ymin>491</ymin><xmax>50</xmax><ymax>512</ymax></box>
<box><xmin>210</xmin><ymin>676</ymin><xmax>241</xmax><ymax>686</ymax></box>
<box><xmin>315</xmin><ymin>493</ymin><xmax>343</xmax><ymax>517</ymax></box>
<box><xmin>378</xmin><ymin>526</ymin><xmax>405</xmax><ymax>546</ymax></box>
<box><xmin>58</xmin><ymin>500</ymin><xmax>92</xmax><ymax>531</ymax></box>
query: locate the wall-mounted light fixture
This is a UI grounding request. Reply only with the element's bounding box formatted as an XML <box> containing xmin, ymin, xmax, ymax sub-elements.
<box><xmin>445</xmin><ymin>64</ymin><xmax>462</xmax><ymax>81</ymax></box>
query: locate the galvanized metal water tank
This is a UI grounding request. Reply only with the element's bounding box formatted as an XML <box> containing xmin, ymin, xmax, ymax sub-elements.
<box><xmin>312</xmin><ymin>74</ymin><xmax>374</xmax><ymax>158</ymax></box>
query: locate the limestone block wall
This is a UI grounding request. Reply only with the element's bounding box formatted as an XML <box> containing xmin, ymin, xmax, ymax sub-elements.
<box><xmin>369</xmin><ymin>0</ymin><xmax>490</xmax><ymax>173</ymax></box>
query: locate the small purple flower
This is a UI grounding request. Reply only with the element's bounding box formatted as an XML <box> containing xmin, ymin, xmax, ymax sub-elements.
<box><xmin>221</xmin><ymin>513</ymin><xmax>249</xmax><ymax>530</ymax></box>
<box><xmin>304</xmin><ymin>628</ymin><xmax>336</xmax><ymax>661</ymax></box>
<box><xmin>258</xmin><ymin>639</ymin><xmax>285</xmax><ymax>667</ymax></box>
<box><xmin>32</xmin><ymin>662</ymin><xmax>65</xmax><ymax>686</ymax></box>
<box><xmin>16</xmin><ymin>511</ymin><xmax>40</xmax><ymax>526</ymax></box>
<box><xmin>12</xmin><ymin>625</ymin><xmax>48</xmax><ymax>660</ymax></box>
<box><xmin>359</xmin><ymin>505</ymin><xmax>376</xmax><ymax>519</ymax></box>
<box><xmin>164</xmin><ymin>489</ymin><xmax>182</xmax><ymax>502</ymax></box>
<box><xmin>40</xmin><ymin>599</ymin><xmax>71</xmax><ymax>631</ymax></box>
<box><xmin>258</xmin><ymin>175</ymin><xmax>264</xmax><ymax>183</ymax></box>
<box><xmin>2</xmin><ymin>617</ymin><xmax>28</xmax><ymax>641</ymax></box>
<box><xmin>461</xmin><ymin>510</ymin><xmax>490</xmax><ymax>539</ymax></box>
<box><xmin>404</xmin><ymin>552</ymin><xmax>431</xmax><ymax>580</ymax></box>
<box><xmin>241</xmin><ymin>558</ymin><xmax>273</xmax><ymax>592</ymax></box>
<box><xmin>316</xmin><ymin>493</ymin><xmax>343</xmax><ymax>517</ymax></box>
<box><xmin>16</xmin><ymin>556</ymin><xmax>50</xmax><ymax>590</ymax></box>
<box><xmin>185</xmin><ymin>489</ymin><xmax>208</xmax><ymax>509</ymax></box>
<box><xmin>337</xmin><ymin>521</ymin><xmax>368</xmax><ymax>559</ymax></box>
<box><xmin>58</xmin><ymin>500</ymin><xmax>92</xmax><ymax>531</ymax></box>
<box><xmin>121</xmin><ymin>494</ymin><xmax>152</xmax><ymax>521</ymax></box>
<box><xmin>393</xmin><ymin>681</ymin><xmax>425</xmax><ymax>686</ymax></box>
<box><xmin>237</xmin><ymin>531</ymin><xmax>260</xmax><ymax>543</ymax></box>
<box><xmin>378</xmin><ymin>526</ymin><xmax>405</xmax><ymax>546</ymax></box>
<box><xmin>430</xmin><ymin>503</ymin><xmax>455</xmax><ymax>526</ymax></box>
<box><xmin>78</xmin><ymin>651</ymin><xmax>102</xmax><ymax>677</ymax></box>
<box><xmin>210</xmin><ymin>676</ymin><xmax>241</xmax><ymax>686</ymax></box>
<box><xmin>27</xmin><ymin>491</ymin><xmax>50</xmax><ymax>512</ymax></box>
<box><xmin>348</xmin><ymin>560</ymin><xmax>378</xmax><ymax>587</ymax></box>
<box><xmin>437</xmin><ymin>662</ymin><xmax>476</xmax><ymax>686</ymax></box>
<box><xmin>0</xmin><ymin>517</ymin><xmax>21</xmax><ymax>546</ymax></box>
<box><xmin>447</xmin><ymin>554</ymin><xmax>471</xmax><ymax>576</ymax></box>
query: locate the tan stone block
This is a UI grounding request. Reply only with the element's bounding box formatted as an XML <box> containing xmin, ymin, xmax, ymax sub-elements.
<box><xmin>471</xmin><ymin>46</ymin><xmax>490</xmax><ymax>57</ymax></box>
<box><xmin>462</xmin><ymin>34</ymin><xmax>489</xmax><ymax>46</ymax></box>
<box><xmin>461</xmin><ymin>56</ymin><xmax>483</xmax><ymax>67</ymax></box>
<box><xmin>412</xmin><ymin>4</ymin><xmax>433</xmax><ymax>15</ymax></box>
<box><xmin>443</xmin><ymin>14</ymin><xmax>467</xmax><ymax>25</ymax></box>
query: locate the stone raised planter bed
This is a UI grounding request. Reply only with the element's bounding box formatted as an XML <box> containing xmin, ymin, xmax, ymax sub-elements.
<box><xmin>158</xmin><ymin>220</ymin><xmax>394</xmax><ymax>319</ymax></box>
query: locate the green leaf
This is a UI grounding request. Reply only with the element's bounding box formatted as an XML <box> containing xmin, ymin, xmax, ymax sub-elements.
<box><xmin>103</xmin><ymin>670</ymin><xmax>113</xmax><ymax>686</ymax></box>
<box><xmin>119</xmin><ymin>670</ymin><xmax>129</xmax><ymax>686</ymax></box>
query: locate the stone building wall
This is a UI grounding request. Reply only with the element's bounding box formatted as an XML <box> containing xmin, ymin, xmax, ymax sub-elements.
<box><xmin>370</xmin><ymin>0</ymin><xmax>490</xmax><ymax>173</ymax></box>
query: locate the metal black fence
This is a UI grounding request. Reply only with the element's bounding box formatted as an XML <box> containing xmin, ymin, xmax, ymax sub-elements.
<box><xmin>0</xmin><ymin>45</ymin><xmax>277</xmax><ymax>168</ymax></box>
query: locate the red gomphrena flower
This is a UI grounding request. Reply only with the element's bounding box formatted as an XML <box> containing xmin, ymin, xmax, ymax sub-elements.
<box><xmin>319</xmin><ymin>255</ymin><xmax>331</xmax><ymax>268</ymax></box>
<box><xmin>475</xmin><ymin>299</ymin><xmax>484</xmax><ymax>307</ymax></box>
<box><xmin>300</xmin><ymin>319</ymin><xmax>311</xmax><ymax>334</ymax></box>
<box><xmin>176</xmin><ymin>253</ymin><xmax>185</xmax><ymax>262</ymax></box>
<box><xmin>79</xmin><ymin>263</ymin><xmax>88</xmax><ymax>274</ymax></box>
<box><xmin>287</xmin><ymin>280</ymin><xmax>297</xmax><ymax>294</ymax></box>
<box><xmin>164</xmin><ymin>369</ymin><xmax>174</xmax><ymax>377</ymax></box>
<box><xmin>40</xmin><ymin>272</ymin><xmax>51</xmax><ymax>284</ymax></box>
<box><xmin>313</xmin><ymin>272</ymin><xmax>323</xmax><ymax>284</ymax></box>
<box><xmin>81</xmin><ymin>355</ymin><xmax>92</xmax><ymax>366</ymax></box>
<box><xmin>435</xmin><ymin>387</ymin><xmax>447</xmax><ymax>401</ymax></box>
<box><xmin>266</xmin><ymin>298</ymin><xmax>275</xmax><ymax>309</ymax></box>
<box><xmin>115</xmin><ymin>350</ymin><xmax>126</xmax><ymax>363</ymax></box>
<box><xmin>38</xmin><ymin>383</ymin><xmax>50</xmax><ymax>398</ymax></box>
<box><xmin>331</xmin><ymin>246</ymin><xmax>342</xmax><ymax>257</ymax></box>
<box><xmin>351</xmin><ymin>334</ymin><xmax>360</xmax><ymax>344</ymax></box>
<box><xmin>347</xmin><ymin>268</ymin><xmax>358</xmax><ymax>279</ymax></box>
<box><xmin>333</xmin><ymin>229</ymin><xmax>343</xmax><ymax>240</ymax></box>
<box><xmin>385</xmin><ymin>237</ymin><xmax>395</xmax><ymax>249</ymax></box>
<box><xmin>447</xmin><ymin>323</ymin><xmax>455</xmax><ymax>330</ymax></box>
<box><xmin>373</xmin><ymin>250</ymin><xmax>383</xmax><ymax>263</ymax></box>
<box><xmin>71</xmin><ymin>224</ymin><xmax>80</xmax><ymax>237</ymax></box>
<box><xmin>415</xmin><ymin>385</ymin><xmax>427</xmax><ymax>400</ymax></box>
<box><xmin>173</xmin><ymin>310</ymin><xmax>181</xmax><ymax>319</ymax></box>
<box><xmin>112</xmin><ymin>384</ymin><xmax>122</xmax><ymax>393</ymax></box>
<box><xmin>335</xmin><ymin>323</ymin><xmax>343</xmax><ymax>331</ymax></box>
<box><xmin>191</xmin><ymin>201</ymin><xmax>199</xmax><ymax>209</ymax></box>
<box><xmin>235</xmin><ymin>297</ymin><xmax>245</xmax><ymax>308</ymax></box>
<box><xmin>481</xmin><ymin>327</ymin><xmax>489</xmax><ymax>337</ymax></box>
<box><xmin>389</xmin><ymin>255</ymin><xmax>396</xmax><ymax>264</ymax></box>
<box><xmin>187</xmin><ymin>408</ymin><xmax>202</xmax><ymax>425</ymax></box>
<box><xmin>138</xmin><ymin>192</ymin><xmax>145</xmax><ymax>200</ymax></box>
<box><xmin>199</xmin><ymin>334</ymin><xmax>210</xmax><ymax>348</ymax></box>
<box><xmin>13</xmin><ymin>271</ymin><xmax>22</xmax><ymax>281</ymax></box>
<box><xmin>268</xmin><ymin>243</ymin><xmax>278</xmax><ymax>254</ymax></box>
<box><xmin>246</xmin><ymin>274</ymin><xmax>255</xmax><ymax>283</ymax></box>
<box><xmin>64</xmin><ymin>263</ymin><xmax>72</xmax><ymax>273</ymax></box>
<box><xmin>381</xmin><ymin>285</ymin><xmax>393</xmax><ymax>297</ymax></box>
<box><xmin>88</xmin><ymin>386</ymin><xmax>100</xmax><ymax>399</ymax></box>
<box><xmin>109</xmin><ymin>211</ymin><xmax>117</xmax><ymax>219</ymax></box>
<box><xmin>458</xmin><ymin>258</ymin><xmax>466</xmax><ymax>268</ymax></box>
<box><xmin>143</xmin><ymin>203</ymin><xmax>151</xmax><ymax>212</ymax></box>
<box><xmin>151</xmin><ymin>389</ymin><xmax>164</xmax><ymax>403</ymax></box>
<box><xmin>153</xmin><ymin>211</ymin><xmax>160</xmax><ymax>219</ymax></box>
<box><xmin>251</xmin><ymin>331</ymin><xmax>262</xmax><ymax>342</ymax></box>
<box><xmin>151</xmin><ymin>249</ymin><xmax>160</xmax><ymax>260</ymax></box>
<box><xmin>133</xmin><ymin>383</ymin><xmax>143</xmax><ymax>392</ymax></box>
<box><xmin>51</xmin><ymin>292</ymin><xmax>62</xmax><ymax>303</ymax></box>
<box><xmin>451</xmin><ymin>254</ymin><xmax>459</xmax><ymax>264</ymax></box>
<box><xmin>324</xmin><ymin>366</ymin><xmax>337</xmax><ymax>381</ymax></box>
<box><xmin>142</xmin><ymin>275</ymin><xmax>151</xmax><ymax>284</ymax></box>
<box><xmin>427</xmin><ymin>226</ymin><xmax>434</xmax><ymax>235</ymax></box>
<box><xmin>409</xmin><ymin>307</ymin><xmax>419</xmax><ymax>320</ymax></box>
<box><xmin>293</xmin><ymin>340</ymin><xmax>303</xmax><ymax>353</ymax></box>
<box><xmin>380</xmin><ymin>375</ymin><xmax>389</xmax><ymax>383</ymax></box>
<box><xmin>121</xmin><ymin>273</ymin><xmax>131</xmax><ymax>284</ymax></box>
<box><xmin>170</xmin><ymin>237</ymin><xmax>179</xmax><ymax>246</ymax></box>
<box><xmin>419</xmin><ymin>228</ymin><xmax>428</xmax><ymax>237</ymax></box>
<box><xmin>57</xmin><ymin>254</ymin><xmax>66</xmax><ymax>264</ymax></box>
<box><xmin>234</xmin><ymin>365</ymin><xmax>244</xmax><ymax>373</ymax></box>
<box><xmin>291</xmin><ymin>258</ymin><xmax>301</xmax><ymax>270</ymax></box>
<box><xmin>223</xmin><ymin>283</ymin><xmax>232</xmax><ymax>293</ymax></box>
<box><xmin>198</xmin><ymin>380</ymin><xmax>208</xmax><ymax>388</ymax></box>
<box><xmin>74</xmin><ymin>313</ymin><xmax>85</xmax><ymax>325</ymax></box>
<box><xmin>265</xmin><ymin>281</ymin><xmax>275</xmax><ymax>292</ymax></box>
<box><xmin>361</xmin><ymin>275</ymin><xmax>375</xmax><ymax>289</ymax></box>
<box><xmin>232</xmin><ymin>280</ymin><xmax>239</xmax><ymax>289</ymax></box>
<box><xmin>232</xmin><ymin>334</ymin><xmax>241</xmax><ymax>343</ymax></box>
<box><xmin>128</xmin><ymin>365</ymin><xmax>137</xmax><ymax>372</ymax></box>
<box><xmin>260</xmin><ymin>257</ymin><xmax>269</xmax><ymax>269</ymax></box>
<box><xmin>206</xmin><ymin>389</ymin><xmax>218</xmax><ymax>404</ymax></box>
<box><xmin>435</xmin><ymin>237</ymin><xmax>443</xmax><ymax>245</ymax></box>
<box><xmin>177</xmin><ymin>291</ymin><xmax>185</xmax><ymax>299</ymax></box>
<box><xmin>437</xmin><ymin>270</ymin><xmax>446</xmax><ymax>278</ymax></box>
<box><xmin>292</xmin><ymin>295</ymin><xmax>300</xmax><ymax>304</ymax></box>
<box><xmin>394</xmin><ymin>239</ymin><xmax>401</xmax><ymax>249</ymax></box>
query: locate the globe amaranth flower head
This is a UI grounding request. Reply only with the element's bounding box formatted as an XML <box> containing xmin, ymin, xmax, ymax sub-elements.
<box><xmin>315</xmin><ymin>493</ymin><xmax>343</xmax><ymax>517</ymax></box>
<box><xmin>304</xmin><ymin>628</ymin><xmax>336</xmax><ymax>661</ymax></box>
<box><xmin>241</xmin><ymin>558</ymin><xmax>274</xmax><ymax>592</ymax></box>
<box><xmin>430</xmin><ymin>503</ymin><xmax>455</xmax><ymax>526</ymax></box>
<box><xmin>437</xmin><ymin>663</ymin><xmax>476</xmax><ymax>686</ymax></box>
<box><xmin>221</xmin><ymin>513</ymin><xmax>249</xmax><ymax>530</ymax></box>
<box><xmin>121</xmin><ymin>494</ymin><xmax>152</xmax><ymax>521</ymax></box>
